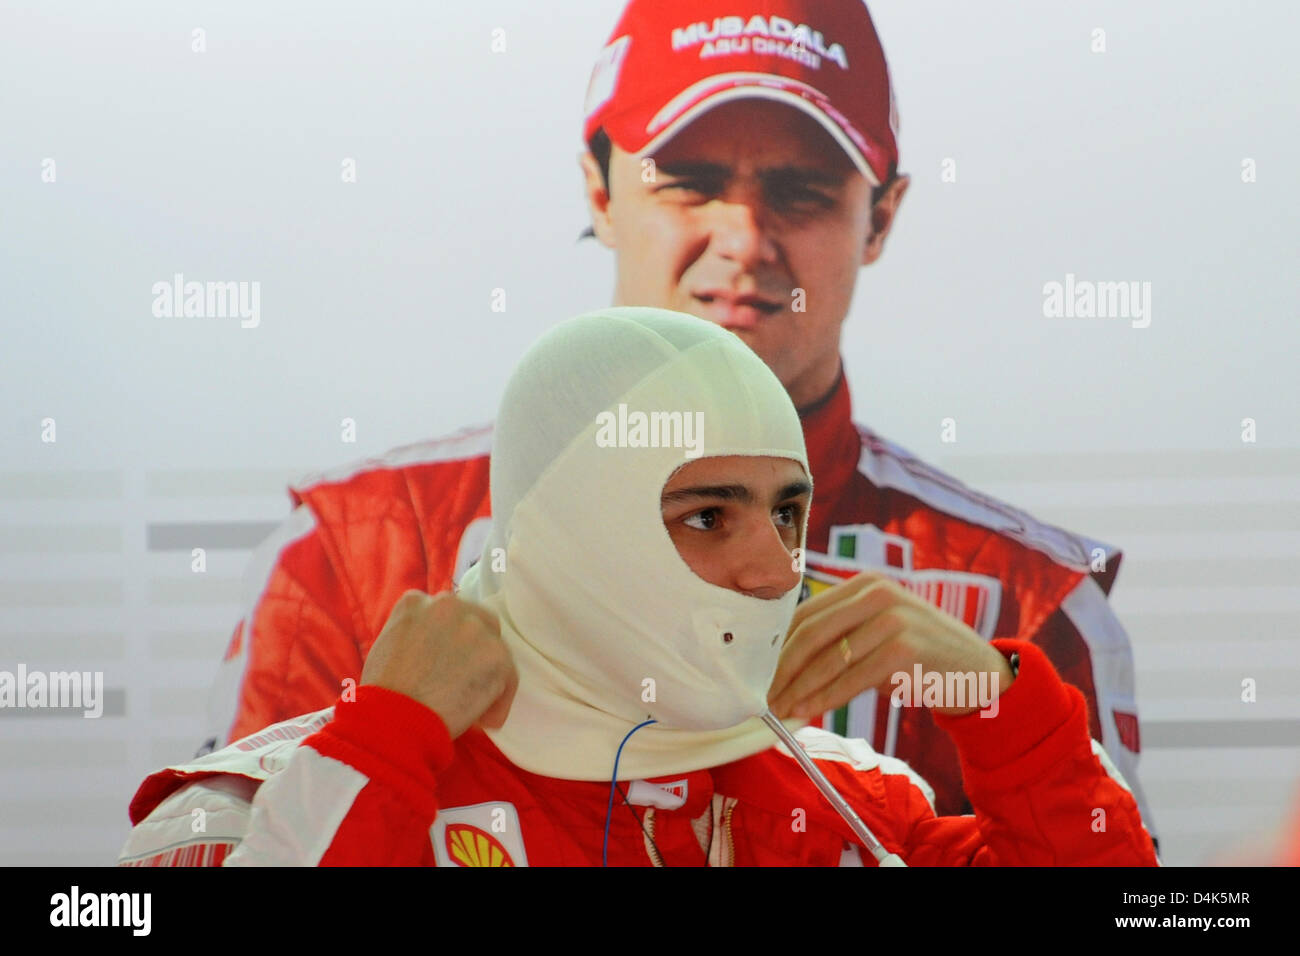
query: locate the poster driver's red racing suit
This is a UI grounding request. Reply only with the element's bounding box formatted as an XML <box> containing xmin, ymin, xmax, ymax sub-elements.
<box><xmin>200</xmin><ymin>370</ymin><xmax>1154</xmax><ymax>830</ymax></box>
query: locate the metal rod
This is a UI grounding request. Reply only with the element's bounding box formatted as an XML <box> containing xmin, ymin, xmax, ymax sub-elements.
<box><xmin>760</xmin><ymin>709</ymin><xmax>907</xmax><ymax>867</ymax></box>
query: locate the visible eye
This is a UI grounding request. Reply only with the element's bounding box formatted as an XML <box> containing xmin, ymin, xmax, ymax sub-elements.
<box><xmin>683</xmin><ymin>508</ymin><xmax>720</xmax><ymax>531</ymax></box>
<box><xmin>767</xmin><ymin>182</ymin><xmax>836</xmax><ymax>212</ymax></box>
<box><xmin>658</xmin><ymin>177</ymin><xmax>724</xmax><ymax>199</ymax></box>
<box><xmin>774</xmin><ymin>503</ymin><xmax>803</xmax><ymax>528</ymax></box>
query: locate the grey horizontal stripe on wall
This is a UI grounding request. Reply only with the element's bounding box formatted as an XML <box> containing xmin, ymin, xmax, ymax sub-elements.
<box><xmin>147</xmin><ymin>469</ymin><xmax>304</xmax><ymax>498</ymax></box>
<box><xmin>0</xmin><ymin>738</ymin><xmax>128</xmax><ymax>765</ymax></box>
<box><xmin>0</xmin><ymin>580</ymin><xmax>123</xmax><ymax>607</ymax></box>
<box><xmin>155</xmin><ymin>514</ymin><xmax>1300</xmax><ymax>556</ymax></box>
<box><xmin>1143</xmin><ymin>777</ymin><xmax>1300</xmax><ymax>811</ymax></box>
<box><xmin>1122</xmin><ymin>612</ymin><xmax>1298</xmax><ymax>642</ymax></box>
<box><xmin>1</xmin><ymin>798</ymin><xmax>129</xmax><ymax>828</ymax></box>
<box><xmin>147</xmin><ymin>521</ymin><xmax>279</xmax><ymax>550</ymax></box>
<box><xmin>1145</xmin><ymin>813</ymin><xmax>1274</xmax><ymax>838</ymax></box>
<box><xmin>1022</xmin><ymin>502</ymin><xmax>1299</xmax><ymax>534</ymax></box>
<box><xmin>0</xmin><ymin>853</ymin><xmax>110</xmax><ymax>867</ymax></box>
<box><xmin>0</xmin><ymin>633</ymin><xmax>126</xmax><ymax>659</ymax></box>
<box><xmin>148</xmin><ymin>577</ymin><xmax>241</xmax><ymax>605</ymax></box>
<box><xmin>1139</xmin><ymin>669</ymin><xmax>1300</xmax><ymax>700</ymax></box>
<box><xmin>1122</xmin><ymin>557</ymin><xmax>1300</xmax><ymax>589</ymax></box>
<box><xmin>0</xmin><ymin>471</ymin><xmax>123</xmax><ymax>499</ymax></box>
<box><xmin>0</xmin><ymin>688</ymin><xmax>125</xmax><ymax>717</ymax></box>
<box><xmin>937</xmin><ymin>449</ymin><xmax>1300</xmax><ymax>483</ymax></box>
<box><xmin>1144</xmin><ymin>719</ymin><xmax>1300</xmax><ymax>748</ymax></box>
<box><xmin>0</xmin><ymin>525</ymin><xmax>122</xmax><ymax>553</ymax></box>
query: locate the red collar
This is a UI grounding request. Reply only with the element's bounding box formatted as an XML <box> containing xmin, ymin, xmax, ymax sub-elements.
<box><xmin>797</xmin><ymin>367</ymin><xmax>861</xmax><ymax>546</ymax></box>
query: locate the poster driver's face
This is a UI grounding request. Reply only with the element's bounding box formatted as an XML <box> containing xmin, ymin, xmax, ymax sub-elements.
<box><xmin>584</xmin><ymin>99</ymin><xmax>885</xmax><ymax>408</ymax></box>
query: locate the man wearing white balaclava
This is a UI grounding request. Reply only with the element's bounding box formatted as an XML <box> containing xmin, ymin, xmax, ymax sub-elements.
<box><xmin>457</xmin><ymin>307</ymin><xmax>810</xmax><ymax>779</ymax></box>
<box><xmin>121</xmin><ymin>307</ymin><xmax>1158</xmax><ymax>867</ymax></box>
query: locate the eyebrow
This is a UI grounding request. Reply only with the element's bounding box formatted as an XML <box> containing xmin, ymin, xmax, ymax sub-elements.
<box><xmin>655</xmin><ymin>161</ymin><xmax>847</xmax><ymax>188</ymax></box>
<box><xmin>762</xmin><ymin>166</ymin><xmax>848</xmax><ymax>188</ymax></box>
<box><xmin>661</xmin><ymin>481</ymin><xmax>812</xmax><ymax>507</ymax></box>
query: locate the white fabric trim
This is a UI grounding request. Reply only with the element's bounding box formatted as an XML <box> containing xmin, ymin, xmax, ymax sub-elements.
<box><xmin>838</xmin><ymin>843</ymin><xmax>865</xmax><ymax>867</ymax></box>
<box><xmin>782</xmin><ymin>725</ymin><xmax>936</xmax><ymax>812</ymax></box>
<box><xmin>1089</xmin><ymin>738</ymin><xmax>1160</xmax><ymax>863</ymax></box>
<box><xmin>1089</xmin><ymin>738</ymin><xmax>1133</xmax><ymax>795</ymax></box>
<box><xmin>202</xmin><ymin>505</ymin><xmax>320</xmax><ymax>750</ymax></box>
<box><xmin>117</xmin><ymin>777</ymin><xmax>257</xmax><ymax>865</ymax></box>
<box><xmin>883</xmin><ymin>694</ymin><xmax>902</xmax><ymax>758</ymax></box>
<box><xmin>292</xmin><ymin>425</ymin><xmax>494</xmax><ymax>491</ymax></box>
<box><xmin>224</xmin><ymin>747</ymin><xmax>367</xmax><ymax>866</ymax></box>
<box><xmin>1060</xmin><ymin>575</ymin><xmax>1134</xmax><ymax>659</ymax></box>
<box><xmin>1061</xmin><ymin>576</ymin><xmax>1157</xmax><ymax>838</ymax></box>
<box><xmin>853</xmin><ymin>427</ymin><xmax>1119</xmax><ymax>574</ymax></box>
<box><xmin>183</xmin><ymin>707</ymin><xmax>336</xmax><ymax>780</ymax></box>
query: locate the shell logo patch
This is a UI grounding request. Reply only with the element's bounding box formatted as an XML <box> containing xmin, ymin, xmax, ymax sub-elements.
<box><xmin>445</xmin><ymin>824</ymin><xmax>514</xmax><ymax>867</ymax></box>
<box><xmin>431</xmin><ymin>802</ymin><xmax>529</xmax><ymax>867</ymax></box>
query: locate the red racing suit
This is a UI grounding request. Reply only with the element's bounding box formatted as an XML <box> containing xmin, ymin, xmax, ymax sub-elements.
<box><xmin>126</xmin><ymin>640</ymin><xmax>1157</xmax><ymax>867</ymax></box>
<box><xmin>201</xmin><ymin>370</ymin><xmax>1153</xmax><ymax>828</ymax></box>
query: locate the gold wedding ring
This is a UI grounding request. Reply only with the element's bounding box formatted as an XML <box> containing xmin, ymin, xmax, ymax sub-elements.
<box><xmin>839</xmin><ymin>637</ymin><xmax>852</xmax><ymax>666</ymax></box>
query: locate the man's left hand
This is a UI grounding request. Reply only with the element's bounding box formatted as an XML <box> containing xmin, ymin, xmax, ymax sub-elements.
<box><xmin>767</xmin><ymin>571</ymin><xmax>1014</xmax><ymax>720</ymax></box>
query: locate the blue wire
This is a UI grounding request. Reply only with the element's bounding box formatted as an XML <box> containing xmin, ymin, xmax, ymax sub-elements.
<box><xmin>603</xmin><ymin>718</ymin><xmax>658</xmax><ymax>867</ymax></box>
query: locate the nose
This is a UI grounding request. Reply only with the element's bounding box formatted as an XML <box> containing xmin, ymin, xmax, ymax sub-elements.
<box><xmin>708</xmin><ymin>196</ymin><xmax>778</xmax><ymax>270</ymax></box>
<box><xmin>732</xmin><ymin>515</ymin><xmax>803</xmax><ymax>600</ymax></box>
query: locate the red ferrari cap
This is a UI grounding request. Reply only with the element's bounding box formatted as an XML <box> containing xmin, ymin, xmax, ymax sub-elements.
<box><xmin>582</xmin><ymin>0</ymin><xmax>899</xmax><ymax>186</ymax></box>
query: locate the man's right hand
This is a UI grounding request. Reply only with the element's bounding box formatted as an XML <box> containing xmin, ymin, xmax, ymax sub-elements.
<box><xmin>360</xmin><ymin>590</ymin><xmax>517</xmax><ymax>740</ymax></box>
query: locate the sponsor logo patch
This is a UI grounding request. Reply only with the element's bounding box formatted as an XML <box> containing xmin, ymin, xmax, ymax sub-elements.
<box><xmin>670</xmin><ymin>16</ymin><xmax>849</xmax><ymax>70</ymax></box>
<box><xmin>804</xmin><ymin>525</ymin><xmax>1002</xmax><ymax>639</ymax></box>
<box><xmin>432</xmin><ymin>802</ymin><xmax>528</xmax><ymax>867</ymax></box>
<box><xmin>444</xmin><ymin>825</ymin><xmax>514</xmax><ymax>868</ymax></box>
